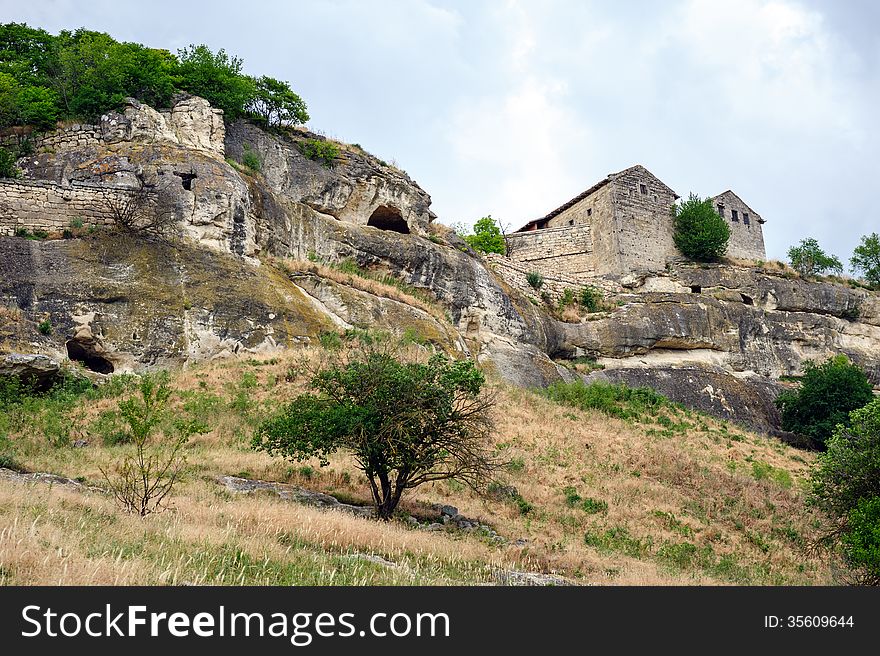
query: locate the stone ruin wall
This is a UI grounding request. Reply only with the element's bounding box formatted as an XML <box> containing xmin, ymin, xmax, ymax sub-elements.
<box><xmin>609</xmin><ymin>169</ymin><xmax>680</xmax><ymax>275</ymax></box>
<box><xmin>485</xmin><ymin>253</ymin><xmax>606</xmax><ymax>303</ymax></box>
<box><xmin>505</xmin><ymin>223</ymin><xmax>596</xmax><ymax>282</ymax></box>
<box><xmin>0</xmin><ymin>179</ymin><xmax>128</xmax><ymax>235</ymax></box>
<box><xmin>713</xmin><ymin>190</ymin><xmax>766</xmax><ymax>261</ymax></box>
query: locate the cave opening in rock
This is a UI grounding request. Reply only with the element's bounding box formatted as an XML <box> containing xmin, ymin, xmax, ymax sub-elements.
<box><xmin>174</xmin><ymin>171</ymin><xmax>197</xmax><ymax>191</ymax></box>
<box><xmin>367</xmin><ymin>205</ymin><xmax>410</xmax><ymax>234</ymax></box>
<box><xmin>740</xmin><ymin>293</ymin><xmax>754</xmax><ymax>305</ymax></box>
<box><xmin>690</xmin><ymin>285</ymin><xmax>701</xmax><ymax>294</ymax></box>
<box><xmin>66</xmin><ymin>340</ymin><xmax>114</xmax><ymax>374</ymax></box>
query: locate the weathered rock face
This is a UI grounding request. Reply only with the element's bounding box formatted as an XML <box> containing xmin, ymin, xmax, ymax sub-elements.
<box><xmin>3</xmin><ymin>98</ymin><xmax>879</xmax><ymax>436</ymax></box>
<box><xmin>0</xmin><ymin>353</ymin><xmax>61</xmax><ymax>390</ymax></box>
<box><xmin>225</xmin><ymin>121</ymin><xmax>434</xmax><ymax>236</ymax></box>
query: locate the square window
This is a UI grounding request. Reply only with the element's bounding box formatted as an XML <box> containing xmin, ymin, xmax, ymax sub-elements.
<box><xmin>743</xmin><ymin>213</ymin><xmax>750</xmax><ymax>225</ymax></box>
<box><xmin>731</xmin><ymin>210</ymin><xmax>739</xmax><ymax>222</ymax></box>
<box><xmin>639</xmin><ymin>184</ymin><xmax>648</xmax><ymax>195</ymax></box>
<box><xmin>717</xmin><ymin>204</ymin><xmax>725</xmax><ymax>217</ymax></box>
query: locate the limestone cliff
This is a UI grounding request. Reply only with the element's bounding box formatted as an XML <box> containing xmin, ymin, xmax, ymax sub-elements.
<box><xmin>1</xmin><ymin>96</ymin><xmax>878</xmax><ymax>436</ymax></box>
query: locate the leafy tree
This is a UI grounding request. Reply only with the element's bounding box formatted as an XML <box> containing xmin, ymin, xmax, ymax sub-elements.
<box><xmin>0</xmin><ymin>147</ymin><xmax>19</xmax><ymax>178</ymax></box>
<box><xmin>775</xmin><ymin>355</ymin><xmax>874</xmax><ymax>448</ymax></box>
<box><xmin>787</xmin><ymin>237</ymin><xmax>842</xmax><ymax>278</ymax></box>
<box><xmin>812</xmin><ymin>398</ymin><xmax>880</xmax><ymax>585</ymax></box>
<box><xmin>850</xmin><ymin>233</ymin><xmax>880</xmax><ymax>287</ymax></box>
<box><xmin>672</xmin><ymin>193</ymin><xmax>730</xmax><ymax>262</ymax></box>
<box><xmin>246</xmin><ymin>75</ymin><xmax>309</xmax><ymax>127</ymax></box>
<box><xmin>174</xmin><ymin>44</ymin><xmax>255</xmax><ymax>120</ymax></box>
<box><xmin>254</xmin><ymin>350</ymin><xmax>499</xmax><ymax>520</ymax></box>
<box><xmin>0</xmin><ymin>22</ymin><xmax>57</xmax><ymax>87</ymax></box>
<box><xmin>465</xmin><ymin>215</ymin><xmax>506</xmax><ymax>255</ymax></box>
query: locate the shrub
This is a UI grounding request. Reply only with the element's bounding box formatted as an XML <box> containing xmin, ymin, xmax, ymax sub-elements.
<box><xmin>254</xmin><ymin>349</ymin><xmax>499</xmax><ymax>520</ymax></box>
<box><xmin>812</xmin><ymin>398</ymin><xmax>880</xmax><ymax>584</ymax></box>
<box><xmin>245</xmin><ymin>75</ymin><xmax>309</xmax><ymax>127</ymax></box>
<box><xmin>69</xmin><ymin>218</ymin><xmax>84</xmax><ymax>229</ymax></box>
<box><xmin>0</xmin><ymin>147</ymin><xmax>19</xmax><ymax>178</ymax></box>
<box><xmin>98</xmin><ymin>374</ymin><xmax>200</xmax><ymax>516</ymax></box>
<box><xmin>37</xmin><ymin>319</ymin><xmax>51</xmax><ymax>335</ymax></box>
<box><xmin>464</xmin><ymin>216</ymin><xmax>506</xmax><ymax>255</ymax></box>
<box><xmin>558</xmin><ymin>288</ymin><xmax>576</xmax><ymax>308</ymax></box>
<box><xmin>850</xmin><ymin>233</ymin><xmax>880</xmax><ymax>287</ymax></box>
<box><xmin>241</xmin><ymin>144</ymin><xmax>261</xmax><ymax>171</ymax></box>
<box><xmin>774</xmin><ymin>355</ymin><xmax>873</xmax><ymax>448</ymax></box>
<box><xmin>298</xmin><ymin>139</ymin><xmax>339</xmax><ymax>168</ymax></box>
<box><xmin>672</xmin><ymin>193</ymin><xmax>730</xmax><ymax>262</ymax></box>
<box><xmin>578</xmin><ymin>286</ymin><xmax>603</xmax><ymax>312</ymax></box>
<box><xmin>525</xmin><ymin>271</ymin><xmax>544</xmax><ymax>290</ymax></box>
<box><xmin>787</xmin><ymin>238</ymin><xmax>842</xmax><ymax>277</ymax></box>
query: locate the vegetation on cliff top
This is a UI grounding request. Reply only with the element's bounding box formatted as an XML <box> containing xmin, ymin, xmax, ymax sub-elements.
<box><xmin>672</xmin><ymin>193</ymin><xmax>730</xmax><ymax>262</ymax></box>
<box><xmin>0</xmin><ymin>22</ymin><xmax>309</xmax><ymax>130</ymax></box>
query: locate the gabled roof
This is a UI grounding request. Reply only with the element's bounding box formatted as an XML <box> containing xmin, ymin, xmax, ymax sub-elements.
<box><xmin>516</xmin><ymin>164</ymin><xmax>679</xmax><ymax>232</ymax></box>
<box><xmin>711</xmin><ymin>189</ymin><xmax>765</xmax><ymax>223</ymax></box>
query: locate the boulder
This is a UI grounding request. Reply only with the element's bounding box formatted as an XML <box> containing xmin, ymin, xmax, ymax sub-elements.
<box><xmin>0</xmin><ymin>353</ymin><xmax>61</xmax><ymax>390</ymax></box>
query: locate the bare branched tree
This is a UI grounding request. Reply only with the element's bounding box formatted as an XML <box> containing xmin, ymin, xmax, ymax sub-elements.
<box><xmin>99</xmin><ymin>178</ymin><xmax>179</xmax><ymax>238</ymax></box>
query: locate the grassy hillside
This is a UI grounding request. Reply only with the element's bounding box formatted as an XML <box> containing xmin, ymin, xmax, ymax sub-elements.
<box><xmin>0</xmin><ymin>348</ymin><xmax>833</xmax><ymax>585</ymax></box>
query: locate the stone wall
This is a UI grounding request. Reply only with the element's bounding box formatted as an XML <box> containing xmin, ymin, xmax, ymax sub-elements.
<box><xmin>505</xmin><ymin>224</ymin><xmax>595</xmax><ymax>279</ymax></box>
<box><xmin>486</xmin><ymin>253</ymin><xmax>588</xmax><ymax>303</ymax></box>
<box><xmin>609</xmin><ymin>168</ymin><xmax>679</xmax><ymax>275</ymax></box>
<box><xmin>0</xmin><ymin>179</ymin><xmax>126</xmax><ymax>235</ymax></box>
<box><xmin>712</xmin><ymin>190</ymin><xmax>766</xmax><ymax>261</ymax></box>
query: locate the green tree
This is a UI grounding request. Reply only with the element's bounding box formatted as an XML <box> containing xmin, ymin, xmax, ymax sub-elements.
<box><xmin>774</xmin><ymin>355</ymin><xmax>874</xmax><ymax>448</ymax></box>
<box><xmin>254</xmin><ymin>350</ymin><xmax>498</xmax><ymax>520</ymax></box>
<box><xmin>812</xmin><ymin>398</ymin><xmax>880</xmax><ymax>584</ymax></box>
<box><xmin>672</xmin><ymin>193</ymin><xmax>730</xmax><ymax>262</ymax></box>
<box><xmin>0</xmin><ymin>147</ymin><xmax>19</xmax><ymax>178</ymax></box>
<box><xmin>787</xmin><ymin>237</ymin><xmax>843</xmax><ymax>278</ymax></box>
<box><xmin>464</xmin><ymin>215</ymin><xmax>506</xmax><ymax>255</ymax></box>
<box><xmin>174</xmin><ymin>44</ymin><xmax>255</xmax><ymax>120</ymax></box>
<box><xmin>850</xmin><ymin>233</ymin><xmax>880</xmax><ymax>287</ymax></box>
<box><xmin>246</xmin><ymin>75</ymin><xmax>309</xmax><ymax>127</ymax></box>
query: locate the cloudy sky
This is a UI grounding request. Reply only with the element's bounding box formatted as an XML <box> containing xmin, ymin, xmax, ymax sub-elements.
<box><xmin>4</xmin><ymin>0</ymin><xmax>878</xmax><ymax>261</ymax></box>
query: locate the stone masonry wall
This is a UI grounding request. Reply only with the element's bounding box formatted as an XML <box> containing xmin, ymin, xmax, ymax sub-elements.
<box><xmin>0</xmin><ymin>179</ymin><xmax>127</xmax><ymax>235</ymax></box>
<box><xmin>713</xmin><ymin>190</ymin><xmax>766</xmax><ymax>261</ymax></box>
<box><xmin>609</xmin><ymin>168</ymin><xmax>679</xmax><ymax>275</ymax></box>
<box><xmin>506</xmin><ymin>224</ymin><xmax>595</xmax><ymax>279</ymax></box>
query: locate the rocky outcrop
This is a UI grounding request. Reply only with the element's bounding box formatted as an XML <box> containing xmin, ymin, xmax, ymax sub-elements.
<box><xmin>226</xmin><ymin>121</ymin><xmax>434</xmax><ymax>236</ymax></box>
<box><xmin>0</xmin><ymin>353</ymin><xmax>61</xmax><ymax>390</ymax></box>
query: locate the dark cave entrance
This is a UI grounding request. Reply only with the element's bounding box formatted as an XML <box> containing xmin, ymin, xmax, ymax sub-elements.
<box><xmin>174</xmin><ymin>171</ymin><xmax>197</xmax><ymax>191</ymax></box>
<box><xmin>66</xmin><ymin>340</ymin><xmax>115</xmax><ymax>374</ymax></box>
<box><xmin>367</xmin><ymin>205</ymin><xmax>410</xmax><ymax>234</ymax></box>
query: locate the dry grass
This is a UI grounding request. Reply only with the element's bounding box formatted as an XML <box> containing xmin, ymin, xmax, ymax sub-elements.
<box><xmin>0</xmin><ymin>349</ymin><xmax>834</xmax><ymax>586</ymax></box>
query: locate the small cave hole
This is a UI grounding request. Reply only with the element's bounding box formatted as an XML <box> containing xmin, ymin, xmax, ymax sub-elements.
<box><xmin>66</xmin><ymin>340</ymin><xmax>114</xmax><ymax>374</ymax></box>
<box><xmin>367</xmin><ymin>205</ymin><xmax>410</xmax><ymax>234</ymax></box>
<box><xmin>690</xmin><ymin>285</ymin><xmax>701</xmax><ymax>294</ymax></box>
<box><xmin>740</xmin><ymin>293</ymin><xmax>754</xmax><ymax>305</ymax></box>
<box><xmin>174</xmin><ymin>171</ymin><xmax>197</xmax><ymax>191</ymax></box>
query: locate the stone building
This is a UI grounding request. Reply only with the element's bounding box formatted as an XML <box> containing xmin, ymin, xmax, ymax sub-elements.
<box><xmin>505</xmin><ymin>164</ymin><xmax>766</xmax><ymax>279</ymax></box>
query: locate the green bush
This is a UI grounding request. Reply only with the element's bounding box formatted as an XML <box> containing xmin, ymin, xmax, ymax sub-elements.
<box><xmin>525</xmin><ymin>271</ymin><xmax>544</xmax><ymax>290</ymax></box>
<box><xmin>774</xmin><ymin>355</ymin><xmax>873</xmax><ymax>447</ymax></box>
<box><xmin>812</xmin><ymin>398</ymin><xmax>880</xmax><ymax>584</ymax></box>
<box><xmin>787</xmin><ymin>238</ymin><xmax>842</xmax><ymax>278</ymax></box>
<box><xmin>578</xmin><ymin>286</ymin><xmax>603</xmax><ymax>312</ymax></box>
<box><xmin>241</xmin><ymin>144</ymin><xmax>261</xmax><ymax>171</ymax></box>
<box><xmin>298</xmin><ymin>139</ymin><xmax>339</xmax><ymax>168</ymax></box>
<box><xmin>558</xmin><ymin>288</ymin><xmax>576</xmax><ymax>308</ymax></box>
<box><xmin>464</xmin><ymin>216</ymin><xmax>506</xmax><ymax>255</ymax></box>
<box><xmin>37</xmin><ymin>319</ymin><xmax>51</xmax><ymax>335</ymax></box>
<box><xmin>0</xmin><ymin>147</ymin><xmax>19</xmax><ymax>178</ymax></box>
<box><xmin>672</xmin><ymin>193</ymin><xmax>730</xmax><ymax>262</ymax></box>
<box><xmin>850</xmin><ymin>233</ymin><xmax>880</xmax><ymax>287</ymax></box>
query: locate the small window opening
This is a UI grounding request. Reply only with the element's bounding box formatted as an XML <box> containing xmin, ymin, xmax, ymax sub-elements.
<box><xmin>731</xmin><ymin>209</ymin><xmax>739</xmax><ymax>222</ymax></box>
<box><xmin>740</xmin><ymin>293</ymin><xmax>753</xmax><ymax>305</ymax></box>
<box><xmin>367</xmin><ymin>205</ymin><xmax>410</xmax><ymax>234</ymax></box>
<box><xmin>690</xmin><ymin>285</ymin><xmax>701</xmax><ymax>294</ymax></box>
<box><xmin>586</xmin><ymin>208</ymin><xmax>592</xmax><ymax>217</ymax></box>
<box><xmin>716</xmin><ymin>204</ymin><xmax>725</xmax><ymax>218</ymax></box>
<box><xmin>66</xmin><ymin>340</ymin><xmax>114</xmax><ymax>374</ymax></box>
<box><xmin>568</xmin><ymin>219</ymin><xmax>575</xmax><ymax>226</ymax></box>
<box><xmin>174</xmin><ymin>171</ymin><xmax>197</xmax><ymax>191</ymax></box>
<box><xmin>639</xmin><ymin>183</ymin><xmax>648</xmax><ymax>195</ymax></box>
<box><xmin>743</xmin><ymin>213</ymin><xmax>750</xmax><ymax>225</ymax></box>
